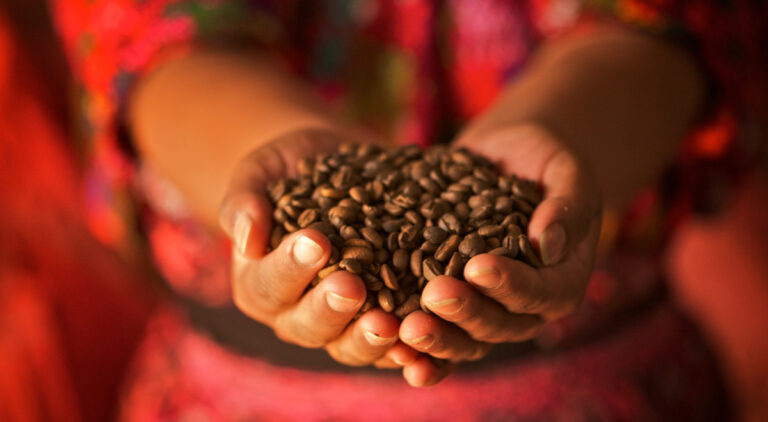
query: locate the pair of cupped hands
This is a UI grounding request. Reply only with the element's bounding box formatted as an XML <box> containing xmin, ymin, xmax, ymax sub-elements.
<box><xmin>218</xmin><ymin>124</ymin><xmax>601</xmax><ymax>387</ymax></box>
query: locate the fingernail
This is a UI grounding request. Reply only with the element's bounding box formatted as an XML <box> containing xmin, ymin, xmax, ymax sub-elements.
<box><xmin>406</xmin><ymin>334</ymin><xmax>435</xmax><ymax>349</ymax></box>
<box><xmin>363</xmin><ymin>330</ymin><xmax>397</xmax><ymax>346</ymax></box>
<box><xmin>392</xmin><ymin>353</ymin><xmax>416</xmax><ymax>366</ymax></box>
<box><xmin>426</xmin><ymin>298</ymin><xmax>464</xmax><ymax>315</ymax></box>
<box><xmin>326</xmin><ymin>291</ymin><xmax>361</xmax><ymax>312</ymax></box>
<box><xmin>466</xmin><ymin>266</ymin><xmax>500</xmax><ymax>288</ymax></box>
<box><xmin>234</xmin><ymin>213</ymin><xmax>253</xmax><ymax>255</ymax></box>
<box><xmin>292</xmin><ymin>235</ymin><xmax>324</xmax><ymax>266</ymax></box>
<box><xmin>540</xmin><ymin>223</ymin><xmax>566</xmax><ymax>266</ymax></box>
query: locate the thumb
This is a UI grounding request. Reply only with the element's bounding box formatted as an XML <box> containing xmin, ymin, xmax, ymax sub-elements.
<box><xmin>527</xmin><ymin>149</ymin><xmax>601</xmax><ymax>266</ymax></box>
<box><xmin>219</xmin><ymin>191</ymin><xmax>273</xmax><ymax>259</ymax></box>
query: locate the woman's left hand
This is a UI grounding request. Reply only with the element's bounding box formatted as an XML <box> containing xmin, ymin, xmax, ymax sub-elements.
<box><xmin>397</xmin><ymin>124</ymin><xmax>602</xmax><ymax>387</ymax></box>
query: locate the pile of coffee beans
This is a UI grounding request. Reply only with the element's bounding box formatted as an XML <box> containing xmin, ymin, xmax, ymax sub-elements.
<box><xmin>267</xmin><ymin>144</ymin><xmax>542</xmax><ymax>319</ymax></box>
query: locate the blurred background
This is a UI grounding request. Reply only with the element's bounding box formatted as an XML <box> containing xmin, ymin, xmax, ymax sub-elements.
<box><xmin>0</xmin><ymin>1</ymin><xmax>766</xmax><ymax>421</ymax></box>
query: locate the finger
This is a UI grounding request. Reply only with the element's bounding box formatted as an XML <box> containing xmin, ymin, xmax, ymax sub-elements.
<box><xmin>273</xmin><ymin>270</ymin><xmax>367</xmax><ymax>348</ymax></box>
<box><xmin>385</xmin><ymin>341</ymin><xmax>419</xmax><ymax>366</ymax></box>
<box><xmin>233</xmin><ymin>229</ymin><xmax>330</xmax><ymax>318</ymax></box>
<box><xmin>400</xmin><ymin>311</ymin><xmax>491</xmax><ymax>362</ymax></box>
<box><xmin>325</xmin><ymin>309</ymin><xmax>400</xmax><ymax>366</ymax></box>
<box><xmin>464</xmin><ymin>253</ymin><xmax>585</xmax><ymax>319</ymax></box>
<box><xmin>402</xmin><ymin>355</ymin><xmax>456</xmax><ymax>388</ymax></box>
<box><xmin>220</xmin><ymin>192</ymin><xmax>273</xmax><ymax>258</ymax></box>
<box><xmin>218</xmin><ymin>131</ymin><xmax>347</xmax><ymax>258</ymax></box>
<box><xmin>373</xmin><ymin>357</ymin><xmax>399</xmax><ymax>369</ymax></box>
<box><xmin>527</xmin><ymin>148</ymin><xmax>600</xmax><ymax>266</ymax></box>
<box><xmin>421</xmin><ymin>276</ymin><xmax>543</xmax><ymax>343</ymax></box>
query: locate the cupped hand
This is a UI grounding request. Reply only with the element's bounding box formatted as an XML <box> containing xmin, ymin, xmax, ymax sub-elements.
<box><xmin>218</xmin><ymin>129</ymin><xmax>407</xmax><ymax>367</ymax></box>
<box><xmin>398</xmin><ymin>124</ymin><xmax>602</xmax><ymax>386</ymax></box>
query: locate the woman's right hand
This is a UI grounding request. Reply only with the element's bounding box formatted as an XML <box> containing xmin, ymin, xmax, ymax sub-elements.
<box><xmin>218</xmin><ymin>129</ymin><xmax>418</xmax><ymax>368</ymax></box>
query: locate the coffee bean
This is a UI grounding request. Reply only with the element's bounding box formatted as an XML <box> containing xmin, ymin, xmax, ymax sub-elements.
<box><xmin>419</xmin><ymin>240</ymin><xmax>439</xmax><ymax>253</ymax></box>
<box><xmin>318</xmin><ymin>263</ymin><xmax>340</xmax><ymax>279</ymax></box>
<box><xmin>434</xmin><ymin>234</ymin><xmax>460</xmax><ymax>261</ymax></box>
<box><xmin>386</xmin><ymin>232</ymin><xmax>399</xmax><ymax>251</ymax></box>
<box><xmin>478</xmin><ymin>224</ymin><xmax>503</xmax><ymax>237</ymax></box>
<box><xmin>267</xmin><ymin>144</ymin><xmax>541</xmax><ymax>318</ymax></box>
<box><xmin>382</xmin><ymin>218</ymin><xmax>404</xmax><ymax>233</ymax></box>
<box><xmin>424</xmin><ymin>226</ymin><xmax>448</xmax><ymax>244</ymax></box>
<box><xmin>439</xmin><ymin>213</ymin><xmax>461</xmax><ymax>234</ymax></box>
<box><xmin>359</xmin><ymin>227</ymin><xmax>384</xmax><ymax>249</ymax></box>
<box><xmin>343</xmin><ymin>246</ymin><xmax>374</xmax><ymax>264</ymax></box>
<box><xmin>378</xmin><ymin>289</ymin><xmax>395</xmax><ymax>312</ymax></box>
<box><xmin>392</xmin><ymin>249</ymin><xmax>409</xmax><ymax>273</ymax></box>
<box><xmin>380</xmin><ymin>264</ymin><xmax>399</xmax><ymax>290</ymax></box>
<box><xmin>410</xmin><ymin>249</ymin><xmax>423</xmax><ymax>277</ymax></box>
<box><xmin>394</xmin><ymin>294</ymin><xmax>421</xmax><ymax>319</ymax></box>
<box><xmin>339</xmin><ymin>225</ymin><xmax>360</xmax><ymax>240</ymax></box>
<box><xmin>444</xmin><ymin>252</ymin><xmax>466</xmax><ymax>278</ymax></box>
<box><xmin>283</xmin><ymin>220</ymin><xmax>299</xmax><ymax>232</ymax></box>
<box><xmin>459</xmin><ymin>232</ymin><xmax>486</xmax><ymax>257</ymax></box>
<box><xmin>518</xmin><ymin>235</ymin><xmax>542</xmax><ymax>268</ymax></box>
<box><xmin>422</xmin><ymin>257</ymin><xmax>444</xmax><ymax>281</ymax></box>
<box><xmin>329</xmin><ymin>206</ymin><xmax>357</xmax><ymax>227</ymax></box>
<box><xmin>344</xmin><ymin>238</ymin><xmax>370</xmax><ymax>248</ymax></box>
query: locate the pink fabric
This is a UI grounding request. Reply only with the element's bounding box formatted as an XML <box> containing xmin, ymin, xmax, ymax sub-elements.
<box><xmin>119</xmin><ymin>304</ymin><xmax>724</xmax><ymax>421</ymax></box>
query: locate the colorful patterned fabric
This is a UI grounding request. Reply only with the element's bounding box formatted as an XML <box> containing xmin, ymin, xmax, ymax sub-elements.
<box><xmin>48</xmin><ymin>0</ymin><xmax>766</xmax><ymax>419</ymax></box>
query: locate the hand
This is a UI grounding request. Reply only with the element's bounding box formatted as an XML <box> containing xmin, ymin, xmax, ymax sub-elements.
<box><xmin>397</xmin><ymin>124</ymin><xmax>602</xmax><ymax>386</ymax></box>
<box><xmin>218</xmin><ymin>129</ymin><xmax>411</xmax><ymax>367</ymax></box>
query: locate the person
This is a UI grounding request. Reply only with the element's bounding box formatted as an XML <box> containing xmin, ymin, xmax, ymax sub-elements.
<box><xmin>48</xmin><ymin>0</ymin><xmax>765</xmax><ymax>420</ymax></box>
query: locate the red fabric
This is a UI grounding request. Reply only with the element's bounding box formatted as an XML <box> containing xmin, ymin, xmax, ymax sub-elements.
<box><xmin>0</xmin><ymin>7</ymin><xmax>154</xmax><ymax>421</ymax></box>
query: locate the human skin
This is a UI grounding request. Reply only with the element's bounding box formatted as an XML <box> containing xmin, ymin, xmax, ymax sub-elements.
<box><xmin>129</xmin><ymin>24</ymin><xmax>704</xmax><ymax>386</ymax></box>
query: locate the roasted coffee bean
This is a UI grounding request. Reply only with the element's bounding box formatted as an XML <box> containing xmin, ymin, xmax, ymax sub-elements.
<box><xmin>328</xmin><ymin>206</ymin><xmax>357</xmax><ymax>227</ymax></box>
<box><xmin>434</xmin><ymin>234</ymin><xmax>460</xmax><ymax>261</ymax></box>
<box><xmin>439</xmin><ymin>213</ymin><xmax>461</xmax><ymax>234</ymax></box>
<box><xmin>382</xmin><ymin>218</ymin><xmax>404</xmax><ymax>233</ymax></box>
<box><xmin>394</xmin><ymin>294</ymin><xmax>421</xmax><ymax>319</ymax></box>
<box><xmin>343</xmin><ymin>246</ymin><xmax>374</xmax><ymax>264</ymax></box>
<box><xmin>423</xmin><ymin>226</ymin><xmax>448</xmax><ymax>244</ymax></box>
<box><xmin>419</xmin><ymin>240</ymin><xmax>439</xmax><ymax>253</ymax></box>
<box><xmin>392</xmin><ymin>249</ymin><xmax>410</xmax><ymax>273</ymax></box>
<box><xmin>469</xmin><ymin>204</ymin><xmax>493</xmax><ymax>220</ymax></box>
<box><xmin>375</xmin><ymin>249</ymin><xmax>390</xmax><ymax>264</ymax></box>
<box><xmin>478</xmin><ymin>224</ymin><xmax>504</xmax><ymax>237</ymax></box>
<box><xmin>267</xmin><ymin>144</ymin><xmax>541</xmax><ymax>318</ymax></box>
<box><xmin>338</xmin><ymin>225</ymin><xmax>359</xmax><ymax>240</ymax></box>
<box><xmin>459</xmin><ymin>232</ymin><xmax>486</xmax><ymax>257</ymax></box>
<box><xmin>512</xmin><ymin>179</ymin><xmax>542</xmax><ymax>204</ymax></box>
<box><xmin>283</xmin><ymin>220</ymin><xmax>300</xmax><ymax>232</ymax></box>
<box><xmin>410</xmin><ymin>249</ymin><xmax>423</xmax><ymax>277</ymax></box>
<box><xmin>378</xmin><ymin>289</ymin><xmax>395</xmax><ymax>312</ymax></box>
<box><xmin>422</xmin><ymin>257</ymin><xmax>444</xmax><ymax>281</ymax></box>
<box><xmin>359</xmin><ymin>227</ymin><xmax>384</xmax><ymax>249</ymax></box>
<box><xmin>502</xmin><ymin>235</ymin><xmax>519</xmax><ymax>257</ymax></box>
<box><xmin>297</xmin><ymin>208</ymin><xmax>319</xmax><ymax>228</ymax></box>
<box><xmin>344</xmin><ymin>238</ymin><xmax>370</xmax><ymax>248</ymax></box>
<box><xmin>518</xmin><ymin>235</ymin><xmax>542</xmax><ymax>268</ymax></box>
<box><xmin>386</xmin><ymin>232</ymin><xmax>399</xmax><ymax>251</ymax></box>
<box><xmin>380</xmin><ymin>264</ymin><xmax>399</xmax><ymax>290</ymax></box>
<box><xmin>348</xmin><ymin>186</ymin><xmax>369</xmax><ymax>204</ymax></box>
<box><xmin>339</xmin><ymin>258</ymin><xmax>363</xmax><ymax>274</ymax></box>
<box><xmin>318</xmin><ymin>264</ymin><xmax>340</xmax><ymax>279</ymax></box>
<box><xmin>444</xmin><ymin>252</ymin><xmax>466</xmax><ymax>278</ymax></box>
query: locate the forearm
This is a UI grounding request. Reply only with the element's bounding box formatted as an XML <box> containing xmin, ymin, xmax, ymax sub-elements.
<box><xmin>129</xmin><ymin>49</ymin><xmax>357</xmax><ymax>228</ymax></box>
<box><xmin>459</xmin><ymin>27</ymin><xmax>706</xmax><ymax>207</ymax></box>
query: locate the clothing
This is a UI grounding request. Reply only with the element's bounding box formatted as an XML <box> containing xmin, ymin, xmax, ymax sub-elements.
<box><xmin>49</xmin><ymin>0</ymin><xmax>766</xmax><ymax>420</ymax></box>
